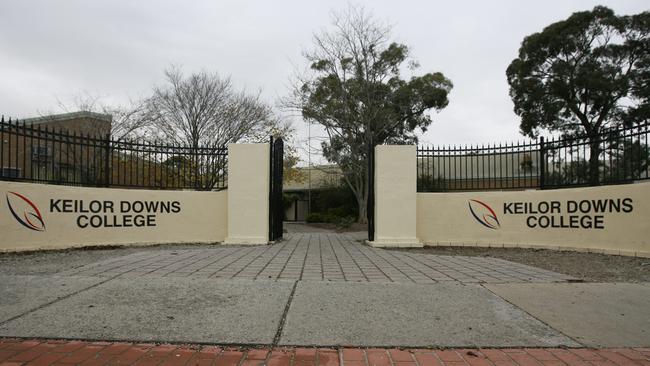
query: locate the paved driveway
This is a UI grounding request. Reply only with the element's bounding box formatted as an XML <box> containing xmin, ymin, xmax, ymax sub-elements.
<box><xmin>57</xmin><ymin>233</ymin><xmax>573</xmax><ymax>284</ymax></box>
<box><xmin>2</xmin><ymin>232</ymin><xmax>647</xmax><ymax>348</ymax></box>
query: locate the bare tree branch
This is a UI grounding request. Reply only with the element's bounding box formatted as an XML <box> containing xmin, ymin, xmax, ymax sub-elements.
<box><xmin>146</xmin><ymin>66</ymin><xmax>287</xmax><ymax>148</ymax></box>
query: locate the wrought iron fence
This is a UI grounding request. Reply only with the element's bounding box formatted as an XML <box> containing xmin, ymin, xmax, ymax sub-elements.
<box><xmin>417</xmin><ymin>123</ymin><xmax>650</xmax><ymax>192</ymax></box>
<box><xmin>0</xmin><ymin>117</ymin><xmax>227</xmax><ymax>190</ymax></box>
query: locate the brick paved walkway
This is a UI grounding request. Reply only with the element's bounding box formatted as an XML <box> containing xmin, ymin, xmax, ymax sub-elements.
<box><xmin>58</xmin><ymin>233</ymin><xmax>573</xmax><ymax>284</ymax></box>
<box><xmin>1</xmin><ymin>339</ymin><xmax>649</xmax><ymax>366</ymax></box>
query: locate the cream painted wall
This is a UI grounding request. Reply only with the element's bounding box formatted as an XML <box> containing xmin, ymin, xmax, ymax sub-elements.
<box><xmin>224</xmin><ymin>144</ymin><xmax>270</xmax><ymax>245</ymax></box>
<box><xmin>417</xmin><ymin>182</ymin><xmax>650</xmax><ymax>257</ymax></box>
<box><xmin>0</xmin><ymin>181</ymin><xmax>227</xmax><ymax>252</ymax></box>
<box><xmin>370</xmin><ymin>145</ymin><xmax>420</xmax><ymax>247</ymax></box>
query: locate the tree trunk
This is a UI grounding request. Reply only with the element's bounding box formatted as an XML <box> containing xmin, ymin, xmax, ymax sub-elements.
<box><xmin>356</xmin><ymin>194</ymin><xmax>368</xmax><ymax>224</ymax></box>
<box><xmin>588</xmin><ymin>138</ymin><xmax>601</xmax><ymax>186</ymax></box>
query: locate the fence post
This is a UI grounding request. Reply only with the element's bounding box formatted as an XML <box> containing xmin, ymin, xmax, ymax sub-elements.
<box><xmin>268</xmin><ymin>136</ymin><xmax>273</xmax><ymax>242</ymax></box>
<box><xmin>224</xmin><ymin>143</ymin><xmax>271</xmax><ymax>245</ymax></box>
<box><xmin>539</xmin><ymin>136</ymin><xmax>545</xmax><ymax>190</ymax></box>
<box><xmin>104</xmin><ymin>134</ymin><xmax>111</xmax><ymax>187</ymax></box>
<box><xmin>270</xmin><ymin>138</ymin><xmax>284</xmax><ymax>241</ymax></box>
<box><xmin>368</xmin><ymin>145</ymin><xmax>421</xmax><ymax>248</ymax></box>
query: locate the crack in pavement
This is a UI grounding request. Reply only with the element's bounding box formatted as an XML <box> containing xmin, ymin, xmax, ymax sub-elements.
<box><xmin>272</xmin><ymin>280</ymin><xmax>299</xmax><ymax>347</ymax></box>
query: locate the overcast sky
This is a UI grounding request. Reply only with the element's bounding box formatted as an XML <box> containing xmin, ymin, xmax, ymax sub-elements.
<box><xmin>1</xmin><ymin>0</ymin><xmax>647</xmax><ymax>163</ymax></box>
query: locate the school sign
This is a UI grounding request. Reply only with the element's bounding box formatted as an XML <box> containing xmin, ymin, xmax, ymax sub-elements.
<box><xmin>416</xmin><ymin>183</ymin><xmax>650</xmax><ymax>257</ymax></box>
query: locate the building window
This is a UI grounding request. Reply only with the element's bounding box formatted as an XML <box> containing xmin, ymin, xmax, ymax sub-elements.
<box><xmin>31</xmin><ymin>145</ymin><xmax>51</xmax><ymax>162</ymax></box>
<box><xmin>1</xmin><ymin>167</ymin><xmax>21</xmax><ymax>178</ymax></box>
<box><xmin>57</xmin><ymin>163</ymin><xmax>78</xmax><ymax>182</ymax></box>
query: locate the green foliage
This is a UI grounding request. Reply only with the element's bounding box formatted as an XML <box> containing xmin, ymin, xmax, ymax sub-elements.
<box><xmin>295</xmin><ymin>6</ymin><xmax>453</xmax><ymax>222</ymax></box>
<box><xmin>335</xmin><ymin>216</ymin><xmax>355</xmax><ymax>229</ymax></box>
<box><xmin>417</xmin><ymin>174</ymin><xmax>446</xmax><ymax>192</ymax></box>
<box><xmin>305</xmin><ymin>210</ymin><xmax>349</xmax><ymax>224</ymax></box>
<box><xmin>520</xmin><ymin>154</ymin><xmax>534</xmax><ymax>172</ymax></box>
<box><xmin>608</xmin><ymin>140</ymin><xmax>650</xmax><ymax>181</ymax></box>
<box><xmin>303</xmin><ymin>43</ymin><xmax>453</xmax><ymax>147</ymax></box>
<box><xmin>283</xmin><ymin>145</ymin><xmax>306</xmax><ymax>184</ymax></box>
<box><xmin>507</xmin><ymin>6</ymin><xmax>649</xmax><ymax>137</ymax></box>
<box><xmin>305</xmin><ymin>210</ymin><xmax>356</xmax><ymax>229</ymax></box>
<box><xmin>544</xmin><ymin>140</ymin><xmax>649</xmax><ymax>186</ymax></box>
<box><xmin>283</xmin><ymin>192</ymin><xmax>302</xmax><ymax>212</ymax></box>
<box><xmin>546</xmin><ymin>159</ymin><xmax>592</xmax><ymax>186</ymax></box>
<box><xmin>304</xmin><ymin>186</ymin><xmax>358</xmax><ymax>225</ymax></box>
<box><xmin>310</xmin><ymin>187</ymin><xmax>358</xmax><ymax>218</ymax></box>
<box><xmin>507</xmin><ymin>6</ymin><xmax>649</xmax><ymax>185</ymax></box>
<box><xmin>306</xmin><ymin>213</ymin><xmax>324</xmax><ymax>223</ymax></box>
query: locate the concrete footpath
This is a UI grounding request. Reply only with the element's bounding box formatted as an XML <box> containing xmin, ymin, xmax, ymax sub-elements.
<box><xmin>0</xmin><ymin>233</ymin><xmax>649</xmax><ymax>351</ymax></box>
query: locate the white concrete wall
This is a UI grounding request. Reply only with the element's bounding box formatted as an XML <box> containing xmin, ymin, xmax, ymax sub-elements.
<box><xmin>371</xmin><ymin>145</ymin><xmax>650</xmax><ymax>257</ymax></box>
<box><xmin>0</xmin><ymin>142</ymin><xmax>275</xmax><ymax>252</ymax></box>
<box><xmin>0</xmin><ymin>181</ymin><xmax>227</xmax><ymax>252</ymax></box>
<box><xmin>417</xmin><ymin>182</ymin><xmax>650</xmax><ymax>257</ymax></box>
<box><xmin>224</xmin><ymin>143</ymin><xmax>270</xmax><ymax>245</ymax></box>
<box><xmin>370</xmin><ymin>145</ymin><xmax>420</xmax><ymax>247</ymax></box>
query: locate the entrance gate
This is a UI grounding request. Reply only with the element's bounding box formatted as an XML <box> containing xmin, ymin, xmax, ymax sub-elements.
<box><xmin>367</xmin><ymin>139</ymin><xmax>375</xmax><ymax>242</ymax></box>
<box><xmin>269</xmin><ymin>137</ymin><xmax>284</xmax><ymax>241</ymax></box>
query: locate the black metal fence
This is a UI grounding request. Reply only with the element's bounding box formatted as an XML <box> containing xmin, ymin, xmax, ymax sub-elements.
<box><xmin>417</xmin><ymin>123</ymin><xmax>650</xmax><ymax>192</ymax></box>
<box><xmin>0</xmin><ymin>117</ymin><xmax>228</xmax><ymax>190</ymax></box>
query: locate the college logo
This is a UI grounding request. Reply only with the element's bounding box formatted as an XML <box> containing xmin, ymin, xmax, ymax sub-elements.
<box><xmin>468</xmin><ymin>199</ymin><xmax>500</xmax><ymax>229</ymax></box>
<box><xmin>6</xmin><ymin>192</ymin><xmax>46</xmax><ymax>231</ymax></box>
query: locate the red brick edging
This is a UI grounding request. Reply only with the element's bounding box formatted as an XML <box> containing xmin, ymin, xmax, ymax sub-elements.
<box><xmin>0</xmin><ymin>339</ymin><xmax>648</xmax><ymax>366</ymax></box>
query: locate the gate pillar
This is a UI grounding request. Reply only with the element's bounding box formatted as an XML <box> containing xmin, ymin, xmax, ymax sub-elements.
<box><xmin>368</xmin><ymin>145</ymin><xmax>422</xmax><ymax>248</ymax></box>
<box><xmin>224</xmin><ymin>144</ymin><xmax>270</xmax><ymax>245</ymax></box>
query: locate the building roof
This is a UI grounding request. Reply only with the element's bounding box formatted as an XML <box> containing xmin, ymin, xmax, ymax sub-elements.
<box><xmin>20</xmin><ymin>111</ymin><xmax>112</xmax><ymax>126</ymax></box>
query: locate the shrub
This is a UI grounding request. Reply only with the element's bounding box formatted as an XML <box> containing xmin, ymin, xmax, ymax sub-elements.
<box><xmin>326</xmin><ymin>206</ymin><xmax>349</xmax><ymax>218</ymax></box>
<box><xmin>311</xmin><ymin>186</ymin><xmax>358</xmax><ymax>219</ymax></box>
<box><xmin>306</xmin><ymin>213</ymin><xmax>324</xmax><ymax>223</ymax></box>
<box><xmin>335</xmin><ymin>216</ymin><xmax>355</xmax><ymax>229</ymax></box>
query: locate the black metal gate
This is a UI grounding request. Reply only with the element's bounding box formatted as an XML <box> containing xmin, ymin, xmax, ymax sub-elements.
<box><xmin>367</xmin><ymin>138</ymin><xmax>375</xmax><ymax>242</ymax></box>
<box><xmin>269</xmin><ymin>137</ymin><xmax>284</xmax><ymax>242</ymax></box>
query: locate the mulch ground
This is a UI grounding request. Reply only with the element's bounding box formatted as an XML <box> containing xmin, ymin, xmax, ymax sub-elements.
<box><xmin>0</xmin><ymin>339</ymin><xmax>649</xmax><ymax>366</ymax></box>
<box><xmin>389</xmin><ymin>246</ymin><xmax>650</xmax><ymax>283</ymax></box>
<box><xmin>302</xmin><ymin>222</ymin><xmax>368</xmax><ymax>233</ymax></box>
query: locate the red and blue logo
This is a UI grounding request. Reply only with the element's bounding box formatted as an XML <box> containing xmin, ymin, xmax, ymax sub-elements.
<box><xmin>6</xmin><ymin>192</ymin><xmax>46</xmax><ymax>231</ymax></box>
<box><xmin>468</xmin><ymin>199</ymin><xmax>500</xmax><ymax>229</ymax></box>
